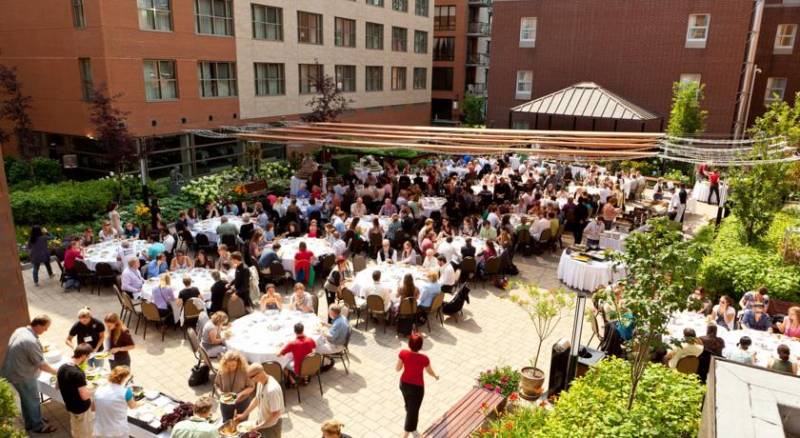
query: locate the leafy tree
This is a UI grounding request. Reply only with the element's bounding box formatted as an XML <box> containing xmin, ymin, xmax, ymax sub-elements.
<box><xmin>727</xmin><ymin>93</ymin><xmax>800</xmax><ymax>244</ymax></box>
<box><xmin>88</xmin><ymin>86</ymin><xmax>137</xmax><ymax>175</ymax></box>
<box><xmin>0</xmin><ymin>65</ymin><xmax>37</xmax><ymax>156</ymax></box>
<box><xmin>666</xmin><ymin>81</ymin><xmax>708</xmax><ymax>136</ymax></box>
<box><xmin>600</xmin><ymin>217</ymin><xmax>705</xmax><ymax>409</ymax></box>
<box><xmin>461</xmin><ymin>93</ymin><xmax>485</xmax><ymax>127</ymax></box>
<box><xmin>509</xmin><ymin>284</ymin><xmax>572</xmax><ymax>372</ymax></box>
<box><xmin>302</xmin><ymin>65</ymin><xmax>352</xmax><ymax>123</ymax></box>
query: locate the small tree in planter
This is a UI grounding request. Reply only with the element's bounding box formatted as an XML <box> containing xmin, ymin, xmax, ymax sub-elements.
<box><xmin>509</xmin><ymin>284</ymin><xmax>572</xmax><ymax>397</ymax></box>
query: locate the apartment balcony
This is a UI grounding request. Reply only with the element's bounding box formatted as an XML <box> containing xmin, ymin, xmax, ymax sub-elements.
<box><xmin>467</xmin><ymin>22</ymin><xmax>491</xmax><ymax>36</ymax></box>
<box><xmin>468</xmin><ymin>0</ymin><xmax>492</xmax><ymax>7</ymax></box>
<box><xmin>465</xmin><ymin>53</ymin><xmax>490</xmax><ymax>66</ymax></box>
<box><xmin>467</xmin><ymin>83</ymin><xmax>488</xmax><ymax>96</ymax></box>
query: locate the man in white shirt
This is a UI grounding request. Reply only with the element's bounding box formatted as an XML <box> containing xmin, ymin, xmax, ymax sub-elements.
<box><xmin>237</xmin><ymin>363</ymin><xmax>284</xmax><ymax>437</ymax></box>
<box><xmin>422</xmin><ymin>249</ymin><xmax>438</xmax><ymax>269</ymax></box>
<box><xmin>486</xmin><ymin>207</ymin><xmax>500</xmax><ymax>229</ymax></box>
<box><xmin>583</xmin><ymin>216</ymin><xmax>605</xmax><ymax>248</ymax></box>
<box><xmin>437</xmin><ymin>255</ymin><xmax>457</xmax><ymax>293</ymax></box>
<box><xmin>116</xmin><ymin>241</ymin><xmax>137</xmax><ymax>271</ymax></box>
<box><xmin>162</xmin><ymin>233</ymin><xmax>176</xmax><ymax>254</ymax></box>
<box><xmin>436</xmin><ymin>237</ymin><xmax>457</xmax><ymax>263</ymax></box>
<box><xmin>362</xmin><ymin>270</ymin><xmax>393</xmax><ymax>311</ymax></box>
<box><xmin>531</xmin><ymin>216</ymin><xmax>551</xmax><ymax>240</ymax></box>
<box><xmin>599</xmin><ymin>185</ymin><xmax>612</xmax><ymax>205</ymax></box>
<box><xmin>331</xmin><ymin>232</ymin><xmax>347</xmax><ymax>258</ymax></box>
<box><xmin>350</xmin><ymin>197</ymin><xmax>367</xmax><ymax>218</ymax></box>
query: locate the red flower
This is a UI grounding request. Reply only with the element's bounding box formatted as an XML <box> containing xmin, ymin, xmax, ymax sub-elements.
<box><xmin>500</xmin><ymin>376</ymin><xmax>509</xmax><ymax>383</ymax></box>
<box><xmin>505</xmin><ymin>422</ymin><xmax>515</xmax><ymax>430</ymax></box>
<box><xmin>509</xmin><ymin>392</ymin><xmax>519</xmax><ymax>401</ymax></box>
<box><xmin>484</xmin><ymin>383</ymin><xmax>494</xmax><ymax>390</ymax></box>
<box><xmin>495</xmin><ymin>387</ymin><xmax>502</xmax><ymax>394</ymax></box>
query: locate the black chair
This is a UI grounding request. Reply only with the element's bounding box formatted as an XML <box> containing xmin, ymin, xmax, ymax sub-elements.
<box><xmin>195</xmin><ymin>233</ymin><xmax>215</xmax><ymax>254</ymax></box>
<box><xmin>482</xmin><ymin>257</ymin><xmax>502</xmax><ymax>287</ymax></box>
<box><xmin>93</xmin><ymin>262</ymin><xmax>117</xmax><ymax>294</ymax></box>
<box><xmin>267</xmin><ymin>260</ymin><xmax>293</xmax><ymax>293</ymax></box>
<box><xmin>515</xmin><ymin>230</ymin><xmax>533</xmax><ymax>257</ymax></box>
<box><xmin>220</xmin><ymin>234</ymin><xmax>238</xmax><ymax>251</ymax></box>
<box><xmin>459</xmin><ymin>256</ymin><xmax>477</xmax><ymax>284</ymax></box>
<box><xmin>72</xmin><ymin>260</ymin><xmax>94</xmax><ymax>292</ymax></box>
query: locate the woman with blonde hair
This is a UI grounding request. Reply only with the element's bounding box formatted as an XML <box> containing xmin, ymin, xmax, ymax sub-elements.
<box><xmin>778</xmin><ymin>306</ymin><xmax>800</xmax><ymax>339</ymax></box>
<box><xmin>214</xmin><ymin>351</ymin><xmax>255</xmax><ymax>422</ymax></box>
<box><xmin>321</xmin><ymin>420</ymin><xmax>352</xmax><ymax>438</ymax></box>
<box><xmin>104</xmin><ymin>313</ymin><xmax>135</xmax><ymax>369</ymax></box>
<box><xmin>200</xmin><ymin>311</ymin><xmax>228</xmax><ymax>357</ymax></box>
<box><xmin>93</xmin><ymin>366</ymin><xmax>137</xmax><ymax>437</ymax></box>
<box><xmin>151</xmin><ymin>273</ymin><xmax>176</xmax><ymax>321</ymax></box>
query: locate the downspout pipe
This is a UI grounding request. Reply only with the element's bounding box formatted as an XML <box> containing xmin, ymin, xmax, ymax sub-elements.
<box><xmin>734</xmin><ymin>0</ymin><xmax>765</xmax><ymax>139</ymax></box>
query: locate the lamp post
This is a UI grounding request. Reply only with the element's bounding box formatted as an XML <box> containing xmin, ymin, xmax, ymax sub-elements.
<box><xmin>565</xmin><ymin>289</ymin><xmax>591</xmax><ymax>389</ymax></box>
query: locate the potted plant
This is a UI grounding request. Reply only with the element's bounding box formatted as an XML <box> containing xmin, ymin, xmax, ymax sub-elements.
<box><xmin>509</xmin><ymin>284</ymin><xmax>572</xmax><ymax>398</ymax></box>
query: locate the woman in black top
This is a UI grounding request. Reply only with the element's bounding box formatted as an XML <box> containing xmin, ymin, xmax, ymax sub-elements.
<box><xmin>209</xmin><ymin>271</ymin><xmax>228</xmax><ymax>313</ymax></box>
<box><xmin>28</xmin><ymin>225</ymin><xmax>53</xmax><ymax>286</ymax></box>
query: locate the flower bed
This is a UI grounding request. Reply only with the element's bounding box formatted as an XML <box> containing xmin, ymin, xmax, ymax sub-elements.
<box><xmin>478</xmin><ymin>366</ymin><xmax>521</xmax><ymax>399</ymax></box>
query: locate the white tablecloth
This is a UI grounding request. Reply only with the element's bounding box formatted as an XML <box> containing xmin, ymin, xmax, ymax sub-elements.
<box><xmin>273</xmin><ymin>237</ymin><xmax>334</xmax><ymax>273</ymax></box>
<box><xmin>139</xmin><ymin>268</ymin><xmax>216</xmax><ymax>323</ymax></box>
<box><xmin>446</xmin><ymin>166</ymin><xmax>469</xmax><ymax>178</ymax></box>
<box><xmin>83</xmin><ymin>239</ymin><xmax>150</xmax><ymax>271</ymax></box>
<box><xmin>692</xmin><ymin>181</ymin><xmax>728</xmax><ymax>206</ymax></box>
<box><xmin>420</xmin><ymin>197</ymin><xmax>447</xmax><ymax>217</ymax></box>
<box><xmin>556</xmin><ymin>250</ymin><xmax>625</xmax><ymax>291</ymax></box>
<box><xmin>667</xmin><ymin>312</ymin><xmax>800</xmax><ymax>368</ymax></box>
<box><xmin>279</xmin><ymin>197</ymin><xmax>313</xmax><ymax>217</ymax></box>
<box><xmin>568</xmin><ymin>184</ymin><xmax>602</xmax><ymax>197</ymax></box>
<box><xmin>37</xmin><ymin>361</ymin><xmax>172</xmax><ymax>438</ymax></box>
<box><xmin>225</xmin><ymin>310</ymin><xmax>323</xmax><ymax>367</ymax></box>
<box><xmin>352</xmin><ymin>165</ymin><xmax>383</xmax><ymax>183</ymax></box>
<box><xmin>348</xmin><ymin>263</ymin><xmax>433</xmax><ymax>305</ymax></box>
<box><xmin>345</xmin><ymin>215</ymin><xmax>392</xmax><ymax>237</ymax></box>
<box><xmin>290</xmin><ymin>176</ymin><xmax>307</xmax><ymax>196</ymax></box>
<box><xmin>448</xmin><ymin>236</ymin><xmax>486</xmax><ymax>261</ymax></box>
<box><xmin>599</xmin><ymin>232</ymin><xmax>627</xmax><ymax>252</ymax></box>
<box><xmin>191</xmin><ymin>215</ymin><xmax>243</xmax><ymax>243</ymax></box>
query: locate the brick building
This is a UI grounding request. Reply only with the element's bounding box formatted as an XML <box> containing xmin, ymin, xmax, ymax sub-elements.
<box><xmin>0</xmin><ymin>0</ymin><xmax>433</xmax><ymax>177</ymax></box>
<box><xmin>487</xmin><ymin>0</ymin><xmax>800</xmax><ymax>135</ymax></box>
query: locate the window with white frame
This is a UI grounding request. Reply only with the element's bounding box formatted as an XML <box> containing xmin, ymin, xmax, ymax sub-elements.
<box><xmin>198</xmin><ymin>61</ymin><xmax>237</xmax><ymax>97</ymax></box>
<box><xmin>138</xmin><ymin>0</ymin><xmax>172</xmax><ymax>31</ymax></box>
<box><xmin>515</xmin><ymin>70</ymin><xmax>532</xmax><ymax>99</ymax></box>
<box><xmin>143</xmin><ymin>60</ymin><xmax>178</xmax><ymax>101</ymax></box>
<box><xmin>774</xmin><ymin>24</ymin><xmax>797</xmax><ymax>53</ymax></box>
<box><xmin>519</xmin><ymin>17</ymin><xmax>537</xmax><ymax>47</ymax></box>
<box><xmin>679</xmin><ymin>73</ymin><xmax>701</xmax><ymax>84</ymax></box>
<box><xmin>686</xmin><ymin>14</ymin><xmax>710</xmax><ymax>47</ymax></box>
<box><xmin>254</xmin><ymin>63</ymin><xmax>285</xmax><ymax>96</ymax></box>
<box><xmin>252</xmin><ymin>4</ymin><xmax>282</xmax><ymax>41</ymax></box>
<box><xmin>335</xmin><ymin>65</ymin><xmax>356</xmax><ymax>92</ymax></box>
<box><xmin>765</xmin><ymin>77</ymin><xmax>787</xmax><ymax>105</ymax></box>
<box><xmin>195</xmin><ymin>0</ymin><xmax>233</xmax><ymax>36</ymax></box>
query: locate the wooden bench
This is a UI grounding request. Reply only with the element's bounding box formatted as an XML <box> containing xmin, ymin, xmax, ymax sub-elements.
<box><xmin>242</xmin><ymin>180</ymin><xmax>268</xmax><ymax>197</ymax></box>
<box><xmin>422</xmin><ymin>387</ymin><xmax>505</xmax><ymax>438</ymax></box>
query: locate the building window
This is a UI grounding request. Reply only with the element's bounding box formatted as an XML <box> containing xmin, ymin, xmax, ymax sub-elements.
<box><xmin>366</xmin><ymin>22</ymin><xmax>384</xmax><ymax>50</ymax></box>
<box><xmin>299</xmin><ymin>63</ymin><xmax>323</xmax><ymax>94</ymax></box>
<box><xmin>512</xmin><ymin>121</ymin><xmax>529</xmax><ymax>130</ymax></box>
<box><xmin>78</xmin><ymin>58</ymin><xmax>93</xmax><ymax>101</ymax></box>
<box><xmin>254</xmin><ymin>63</ymin><xmax>285</xmax><ymax>96</ymax></box>
<box><xmin>433</xmin><ymin>37</ymin><xmax>455</xmax><ymax>61</ymax></box>
<box><xmin>195</xmin><ymin>0</ymin><xmax>234</xmax><ymax>36</ymax></box>
<box><xmin>434</xmin><ymin>6</ymin><xmax>456</xmax><ymax>31</ymax></box>
<box><xmin>392</xmin><ymin>0</ymin><xmax>407</xmax><ymax>12</ymax></box>
<box><xmin>765</xmin><ymin>77</ymin><xmax>787</xmax><ymax>105</ymax></box>
<box><xmin>198</xmin><ymin>61</ymin><xmax>237</xmax><ymax>97</ymax></box>
<box><xmin>391</xmin><ymin>67</ymin><xmax>407</xmax><ymax>90</ymax></box>
<box><xmin>366</xmin><ymin>0</ymin><xmax>383</xmax><ymax>6</ymax></box>
<box><xmin>515</xmin><ymin>70</ymin><xmax>532</xmax><ymax>100</ymax></box>
<box><xmin>686</xmin><ymin>14</ymin><xmax>710</xmax><ymax>48</ymax></box>
<box><xmin>519</xmin><ymin>17</ymin><xmax>536</xmax><ymax>47</ymax></box>
<box><xmin>366</xmin><ymin>66</ymin><xmax>383</xmax><ymax>91</ymax></box>
<box><xmin>413</xmin><ymin>67</ymin><xmax>427</xmax><ymax>90</ymax></box>
<box><xmin>432</xmin><ymin>67</ymin><xmax>453</xmax><ymax>91</ymax></box>
<box><xmin>335</xmin><ymin>17</ymin><xmax>356</xmax><ymax>47</ymax></box>
<box><xmin>679</xmin><ymin>73</ymin><xmax>701</xmax><ymax>84</ymax></box>
<box><xmin>138</xmin><ymin>0</ymin><xmax>172</xmax><ymax>31</ymax></box>
<box><xmin>414</xmin><ymin>30</ymin><xmax>428</xmax><ymax>53</ymax></box>
<box><xmin>335</xmin><ymin>65</ymin><xmax>356</xmax><ymax>92</ymax></box>
<box><xmin>144</xmin><ymin>60</ymin><xmax>178</xmax><ymax>101</ymax></box>
<box><xmin>252</xmin><ymin>4</ymin><xmax>282</xmax><ymax>41</ymax></box>
<box><xmin>774</xmin><ymin>24</ymin><xmax>797</xmax><ymax>54</ymax></box>
<box><xmin>392</xmin><ymin>27</ymin><xmax>408</xmax><ymax>51</ymax></box>
<box><xmin>298</xmin><ymin>11</ymin><xmax>323</xmax><ymax>44</ymax></box>
<box><xmin>72</xmin><ymin>0</ymin><xmax>86</xmax><ymax>28</ymax></box>
<box><xmin>415</xmin><ymin>0</ymin><xmax>429</xmax><ymax>17</ymax></box>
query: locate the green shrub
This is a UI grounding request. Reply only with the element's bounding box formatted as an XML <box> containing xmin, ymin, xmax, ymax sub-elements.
<box><xmin>4</xmin><ymin>156</ymin><xmax>31</xmax><ymax>186</ymax></box>
<box><xmin>331</xmin><ymin>155</ymin><xmax>357</xmax><ymax>176</ymax></box>
<box><xmin>0</xmin><ymin>379</ymin><xmax>27</xmax><ymax>437</ymax></box>
<box><xmin>30</xmin><ymin>157</ymin><xmax>63</xmax><ymax>184</ymax></box>
<box><xmin>478</xmin><ymin>358</ymin><xmax>705</xmax><ymax>438</ymax></box>
<box><xmin>698</xmin><ymin>212</ymin><xmax>800</xmax><ymax>302</ymax></box>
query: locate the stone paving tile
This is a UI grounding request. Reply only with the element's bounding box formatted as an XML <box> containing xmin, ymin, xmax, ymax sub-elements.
<box><xmin>23</xmin><ymin>250</ymin><xmax>592</xmax><ymax>438</ymax></box>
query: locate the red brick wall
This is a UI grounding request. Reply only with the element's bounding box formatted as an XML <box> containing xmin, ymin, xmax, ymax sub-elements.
<box><xmin>433</xmin><ymin>0</ymin><xmax>470</xmax><ymax>118</ymax></box>
<box><xmin>0</xmin><ymin>150</ymin><xmax>31</xmax><ymax>361</ymax></box>
<box><xmin>488</xmin><ymin>0</ymin><xmax>754</xmax><ymax>134</ymax></box>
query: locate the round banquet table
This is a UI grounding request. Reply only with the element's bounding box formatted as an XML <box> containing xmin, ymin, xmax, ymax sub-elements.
<box><xmin>556</xmin><ymin>250</ymin><xmax>626</xmax><ymax>291</ymax></box>
<box><xmin>192</xmin><ymin>215</ymin><xmax>243</xmax><ymax>243</ymax></box>
<box><xmin>279</xmin><ymin>197</ymin><xmax>312</xmax><ymax>215</ymax></box>
<box><xmin>273</xmin><ymin>237</ymin><xmax>334</xmax><ymax>273</ymax></box>
<box><xmin>225</xmin><ymin>310</ymin><xmax>324</xmax><ymax>367</ymax></box>
<box><xmin>666</xmin><ymin>312</ymin><xmax>800</xmax><ymax>368</ymax></box>
<box><xmin>568</xmin><ymin>184</ymin><xmax>601</xmax><ymax>197</ymax></box>
<box><xmin>692</xmin><ymin>181</ymin><xmax>728</xmax><ymax>206</ymax></box>
<box><xmin>352</xmin><ymin>165</ymin><xmax>383</xmax><ymax>182</ymax></box>
<box><xmin>345</xmin><ymin>215</ymin><xmax>392</xmax><ymax>237</ymax></box>
<box><xmin>471</xmin><ymin>184</ymin><xmax>493</xmax><ymax>195</ymax></box>
<box><xmin>290</xmin><ymin>176</ymin><xmax>307</xmax><ymax>196</ymax></box>
<box><xmin>83</xmin><ymin>239</ymin><xmax>150</xmax><ymax>271</ymax></box>
<box><xmin>599</xmin><ymin>231</ymin><xmax>627</xmax><ymax>252</ymax></box>
<box><xmin>347</xmin><ymin>263</ymin><xmax>433</xmax><ymax>306</ymax></box>
<box><xmin>421</xmin><ymin>197</ymin><xmax>447</xmax><ymax>217</ymax></box>
<box><xmin>447</xmin><ymin>236</ymin><xmax>486</xmax><ymax>262</ymax></box>
<box><xmin>139</xmin><ymin>268</ymin><xmax>216</xmax><ymax>323</ymax></box>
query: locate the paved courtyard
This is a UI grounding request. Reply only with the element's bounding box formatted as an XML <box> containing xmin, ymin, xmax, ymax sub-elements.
<box><xmin>19</xmin><ymin>204</ymin><xmax>716</xmax><ymax>438</ymax></box>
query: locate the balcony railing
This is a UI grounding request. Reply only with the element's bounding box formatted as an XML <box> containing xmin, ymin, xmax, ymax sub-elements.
<box><xmin>467</xmin><ymin>22</ymin><xmax>491</xmax><ymax>36</ymax></box>
<box><xmin>467</xmin><ymin>83</ymin><xmax>488</xmax><ymax>96</ymax></box>
<box><xmin>468</xmin><ymin>0</ymin><xmax>492</xmax><ymax>7</ymax></box>
<box><xmin>466</xmin><ymin>53</ymin><xmax>490</xmax><ymax>66</ymax></box>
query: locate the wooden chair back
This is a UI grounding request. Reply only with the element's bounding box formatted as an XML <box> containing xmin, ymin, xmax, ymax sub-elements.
<box><xmin>183</xmin><ymin>299</ymin><xmax>203</xmax><ymax>320</ymax></box>
<box><xmin>366</xmin><ymin>295</ymin><xmax>386</xmax><ymax>315</ymax></box>
<box><xmin>141</xmin><ymin>301</ymin><xmax>162</xmax><ymax>322</ymax></box>
<box><xmin>121</xmin><ymin>292</ymin><xmax>139</xmax><ymax>314</ymax></box>
<box><xmin>353</xmin><ymin>255</ymin><xmax>367</xmax><ymax>273</ymax></box>
<box><xmin>538</xmin><ymin>229</ymin><xmax>552</xmax><ymax>243</ymax></box>
<box><xmin>299</xmin><ymin>353</ymin><xmax>323</xmax><ymax>378</ymax></box>
<box><xmin>430</xmin><ymin>292</ymin><xmax>445</xmax><ymax>314</ymax></box>
<box><xmin>460</xmin><ymin>257</ymin><xmax>476</xmax><ymax>276</ymax></box>
<box><xmin>95</xmin><ymin>262</ymin><xmax>116</xmax><ymax>277</ymax></box>
<box><xmin>226</xmin><ymin>295</ymin><xmax>247</xmax><ymax>320</ymax></box>
<box><xmin>262</xmin><ymin>361</ymin><xmax>283</xmax><ymax>385</ymax></box>
<box><xmin>484</xmin><ymin>257</ymin><xmax>502</xmax><ymax>276</ymax></box>
<box><xmin>186</xmin><ymin>327</ymin><xmax>200</xmax><ymax>355</ymax></box>
<box><xmin>341</xmin><ymin>288</ymin><xmax>358</xmax><ymax>310</ymax></box>
<box><xmin>676</xmin><ymin>355</ymin><xmax>700</xmax><ymax>375</ymax></box>
<box><xmin>397</xmin><ymin>297</ymin><xmax>417</xmax><ymax>318</ymax></box>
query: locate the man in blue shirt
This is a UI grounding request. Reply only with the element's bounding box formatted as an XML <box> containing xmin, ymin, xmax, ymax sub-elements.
<box><xmin>146</xmin><ymin>254</ymin><xmax>168</xmax><ymax>279</ymax></box>
<box><xmin>317</xmin><ymin>304</ymin><xmax>349</xmax><ymax>357</ymax></box>
<box><xmin>741</xmin><ymin>303</ymin><xmax>772</xmax><ymax>331</ymax></box>
<box><xmin>417</xmin><ymin>271</ymin><xmax>442</xmax><ymax>311</ymax></box>
<box><xmin>258</xmin><ymin>243</ymin><xmax>281</xmax><ymax>271</ymax></box>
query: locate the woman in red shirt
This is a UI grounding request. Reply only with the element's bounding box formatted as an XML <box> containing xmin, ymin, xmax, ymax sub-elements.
<box><xmin>293</xmin><ymin>241</ymin><xmax>315</xmax><ymax>283</ymax></box>
<box><xmin>396</xmin><ymin>333</ymin><xmax>439</xmax><ymax>437</ymax></box>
